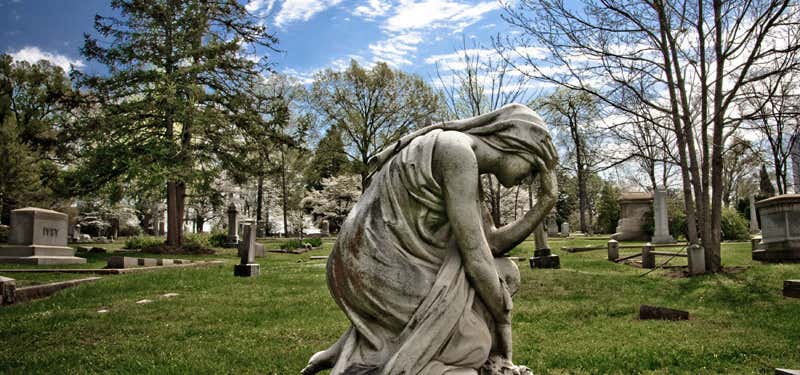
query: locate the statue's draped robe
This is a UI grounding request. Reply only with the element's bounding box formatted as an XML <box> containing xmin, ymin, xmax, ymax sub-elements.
<box><xmin>328</xmin><ymin>129</ymin><xmax>493</xmax><ymax>375</ymax></box>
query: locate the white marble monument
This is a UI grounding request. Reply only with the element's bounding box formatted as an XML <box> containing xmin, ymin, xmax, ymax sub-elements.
<box><xmin>651</xmin><ymin>189</ymin><xmax>675</xmax><ymax>243</ymax></box>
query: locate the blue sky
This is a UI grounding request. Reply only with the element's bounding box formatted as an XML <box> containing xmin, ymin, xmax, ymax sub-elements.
<box><xmin>0</xmin><ymin>0</ymin><xmax>515</xmax><ymax>83</ymax></box>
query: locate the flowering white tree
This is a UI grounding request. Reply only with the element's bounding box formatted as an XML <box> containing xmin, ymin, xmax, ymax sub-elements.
<box><xmin>301</xmin><ymin>174</ymin><xmax>362</xmax><ymax>234</ymax></box>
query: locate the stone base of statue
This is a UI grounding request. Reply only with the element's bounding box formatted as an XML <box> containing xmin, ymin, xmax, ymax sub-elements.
<box><xmin>480</xmin><ymin>354</ymin><xmax>533</xmax><ymax>375</ymax></box>
<box><xmin>530</xmin><ymin>248</ymin><xmax>560</xmax><ymax>269</ymax></box>
<box><xmin>234</xmin><ymin>263</ymin><xmax>260</xmax><ymax>277</ymax></box>
<box><xmin>753</xmin><ymin>194</ymin><xmax>800</xmax><ymax>262</ymax></box>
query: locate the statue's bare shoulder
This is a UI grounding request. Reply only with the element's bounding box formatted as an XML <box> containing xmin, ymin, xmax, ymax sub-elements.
<box><xmin>432</xmin><ymin>130</ymin><xmax>478</xmax><ymax>187</ymax></box>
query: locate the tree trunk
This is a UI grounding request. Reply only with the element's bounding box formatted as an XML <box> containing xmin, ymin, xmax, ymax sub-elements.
<box><xmin>167</xmin><ymin>181</ymin><xmax>180</xmax><ymax>246</ymax></box>
<box><xmin>281</xmin><ymin>149</ymin><xmax>289</xmax><ymax>236</ymax></box>
<box><xmin>195</xmin><ymin>209</ymin><xmax>204</xmax><ymax>233</ymax></box>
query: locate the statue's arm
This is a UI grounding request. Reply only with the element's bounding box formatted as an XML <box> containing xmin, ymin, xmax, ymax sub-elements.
<box><xmin>436</xmin><ymin>136</ymin><xmax>511</xmax><ymax>325</ymax></box>
<box><xmin>485</xmin><ymin>166</ymin><xmax>558</xmax><ymax>256</ymax></box>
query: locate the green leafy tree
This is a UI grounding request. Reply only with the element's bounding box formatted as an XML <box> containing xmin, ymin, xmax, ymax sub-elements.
<box><xmin>308</xmin><ymin>60</ymin><xmax>440</xmax><ymax>189</ymax></box>
<box><xmin>304</xmin><ymin>127</ymin><xmax>350</xmax><ymax>190</ymax></box>
<box><xmin>0</xmin><ymin>55</ymin><xmax>75</xmax><ymax>223</ymax></box>
<box><xmin>594</xmin><ymin>182</ymin><xmax>620</xmax><ymax>234</ymax></box>
<box><xmin>69</xmin><ymin>0</ymin><xmax>277</xmax><ymax>247</ymax></box>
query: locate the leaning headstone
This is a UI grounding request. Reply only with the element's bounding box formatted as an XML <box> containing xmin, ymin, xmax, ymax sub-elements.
<box><xmin>0</xmin><ymin>208</ymin><xmax>86</xmax><ymax>265</ymax></box>
<box><xmin>784</xmin><ymin>280</ymin><xmax>800</xmax><ymax>298</ymax></box>
<box><xmin>749</xmin><ymin>193</ymin><xmax>760</xmax><ymax>234</ymax></box>
<box><xmin>651</xmin><ymin>188</ymin><xmax>675</xmax><ymax>243</ymax></box>
<box><xmin>560</xmin><ymin>222</ymin><xmax>569</xmax><ymax>237</ymax></box>
<box><xmin>753</xmin><ymin>194</ymin><xmax>800</xmax><ymax>262</ymax></box>
<box><xmin>234</xmin><ymin>224</ymin><xmax>260</xmax><ymax>277</ymax></box>
<box><xmin>530</xmin><ymin>223</ymin><xmax>559</xmax><ymax>269</ymax></box>
<box><xmin>611</xmin><ymin>192</ymin><xmax>653</xmax><ymax>241</ymax></box>
<box><xmin>224</xmin><ymin>203</ymin><xmax>239</xmax><ymax>248</ymax></box>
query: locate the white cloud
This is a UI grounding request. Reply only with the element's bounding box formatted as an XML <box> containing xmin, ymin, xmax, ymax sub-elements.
<box><xmin>384</xmin><ymin>0</ymin><xmax>499</xmax><ymax>32</ymax></box>
<box><xmin>274</xmin><ymin>0</ymin><xmax>344</xmax><ymax>28</ymax></box>
<box><xmin>246</xmin><ymin>0</ymin><xmax>277</xmax><ymax>14</ymax></box>
<box><xmin>9</xmin><ymin>46</ymin><xmax>84</xmax><ymax>72</ymax></box>
<box><xmin>354</xmin><ymin>0</ymin><xmax>392</xmax><ymax>19</ymax></box>
<box><xmin>369</xmin><ymin>32</ymin><xmax>423</xmax><ymax>66</ymax></box>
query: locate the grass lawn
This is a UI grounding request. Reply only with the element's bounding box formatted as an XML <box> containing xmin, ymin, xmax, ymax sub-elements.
<box><xmin>1</xmin><ymin>237</ymin><xmax>798</xmax><ymax>374</ymax></box>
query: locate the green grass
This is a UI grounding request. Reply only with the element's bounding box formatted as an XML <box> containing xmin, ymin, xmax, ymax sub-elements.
<box><xmin>1</xmin><ymin>237</ymin><xmax>798</xmax><ymax>374</ymax></box>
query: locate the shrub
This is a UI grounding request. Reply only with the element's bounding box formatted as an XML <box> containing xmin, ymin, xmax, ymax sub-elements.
<box><xmin>208</xmin><ymin>231</ymin><xmax>227</xmax><ymax>247</ymax></box>
<box><xmin>118</xmin><ymin>225</ymin><xmax>142</xmax><ymax>237</ymax></box>
<box><xmin>721</xmin><ymin>207</ymin><xmax>750</xmax><ymax>241</ymax></box>
<box><xmin>280</xmin><ymin>237</ymin><xmax>322</xmax><ymax>250</ymax></box>
<box><xmin>184</xmin><ymin>232</ymin><xmax>211</xmax><ymax>249</ymax></box>
<box><xmin>124</xmin><ymin>236</ymin><xmax>164</xmax><ymax>249</ymax></box>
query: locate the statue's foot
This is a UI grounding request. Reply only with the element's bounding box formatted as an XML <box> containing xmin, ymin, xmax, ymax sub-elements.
<box><xmin>480</xmin><ymin>354</ymin><xmax>533</xmax><ymax>375</ymax></box>
<box><xmin>300</xmin><ymin>350</ymin><xmax>335</xmax><ymax>375</ymax></box>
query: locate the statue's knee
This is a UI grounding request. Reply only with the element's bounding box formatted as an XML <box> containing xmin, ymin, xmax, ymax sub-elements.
<box><xmin>493</xmin><ymin>257</ymin><xmax>520</xmax><ymax>296</ymax></box>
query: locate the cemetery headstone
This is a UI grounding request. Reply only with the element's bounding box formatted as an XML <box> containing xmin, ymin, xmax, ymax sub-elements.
<box><xmin>687</xmin><ymin>244</ymin><xmax>706</xmax><ymax>276</ymax></box>
<box><xmin>651</xmin><ymin>188</ymin><xmax>675</xmax><ymax>243</ymax></box>
<box><xmin>224</xmin><ymin>203</ymin><xmax>239</xmax><ymax>248</ymax></box>
<box><xmin>72</xmin><ymin>224</ymin><xmax>81</xmax><ymax>243</ymax></box>
<box><xmin>611</xmin><ymin>192</ymin><xmax>653</xmax><ymax>241</ymax></box>
<box><xmin>752</xmin><ymin>194</ymin><xmax>800</xmax><ymax>262</ymax></box>
<box><xmin>234</xmin><ymin>224</ymin><xmax>260</xmax><ymax>277</ymax></box>
<box><xmin>546</xmin><ymin>216</ymin><xmax>558</xmax><ymax>236</ymax></box>
<box><xmin>607</xmin><ymin>239</ymin><xmax>619</xmax><ymax>261</ymax></box>
<box><xmin>0</xmin><ymin>207</ymin><xmax>86</xmax><ymax>265</ymax></box>
<box><xmin>530</xmin><ymin>222</ymin><xmax>559</xmax><ymax>269</ymax></box>
<box><xmin>320</xmin><ymin>219</ymin><xmax>330</xmax><ymax>237</ymax></box>
<box><xmin>560</xmin><ymin>222</ymin><xmax>569</xmax><ymax>237</ymax></box>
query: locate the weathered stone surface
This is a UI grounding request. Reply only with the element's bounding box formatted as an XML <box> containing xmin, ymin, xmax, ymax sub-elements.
<box><xmin>651</xmin><ymin>189</ymin><xmax>675</xmax><ymax>244</ymax></box>
<box><xmin>753</xmin><ymin>194</ymin><xmax>800</xmax><ymax>262</ymax></box>
<box><xmin>530</xmin><ymin>253</ymin><xmax>560</xmax><ymax>269</ymax></box>
<box><xmin>234</xmin><ymin>263</ymin><xmax>260</xmax><ymax>277</ymax></box>
<box><xmin>157</xmin><ymin>258</ymin><xmax>175</xmax><ymax>266</ymax></box>
<box><xmin>137</xmin><ymin>258</ymin><xmax>158</xmax><ymax>267</ymax></box>
<box><xmin>560</xmin><ymin>222</ymin><xmax>569</xmax><ymax>237</ymax></box>
<box><xmin>106</xmin><ymin>256</ymin><xmax>140</xmax><ymax>269</ymax></box>
<box><xmin>750</xmin><ymin>194</ymin><xmax>760</xmax><ymax>234</ymax></box>
<box><xmin>639</xmin><ymin>305</ymin><xmax>689</xmax><ymax>320</ymax></box>
<box><xmin>302</xmin><ymin>104</ymin><xmax>556</xmax><ymax>374</ymax></box>
<box><xmin>687</xmin><ymin>244</ymin><xmax>705</xmax><ymax>276</ymax></box>
<box><xmin>611</xmin><ymin>192</ymin><xmax>653</xmax><ymax>242</ymax></box>
<box><xmin>0</xmin><ymin>207</ymin><xmax>86</xmax><ymax>265</ymax></box>
<box><xmin>776</xmin><ymin>368</ymin><xmax>800</xmax><ymax>375</ymax></box>
<box><xmin>784</xmin><ymin>280</ymin><xmax>800</xmax><ymax>298</ymax></box>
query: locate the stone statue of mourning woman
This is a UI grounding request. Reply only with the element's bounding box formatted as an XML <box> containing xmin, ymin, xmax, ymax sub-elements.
<box><xmin>302</xmin><ymin>103</ymin><xmax>559</xmax><ymax>375</ymax></box>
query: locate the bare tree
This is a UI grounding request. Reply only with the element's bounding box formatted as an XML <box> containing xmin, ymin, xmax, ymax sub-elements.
<box><xmin>433</xmin><ymin>38</ymin><xmax>539</xmax><ymax>224</ymax></box>
<box><xmin>497</xmin><ymin>0</ymin><xmax>800</xmax><ymax>272</ymax></box>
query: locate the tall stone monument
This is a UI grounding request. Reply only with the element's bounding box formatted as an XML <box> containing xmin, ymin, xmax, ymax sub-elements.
<box><xmin>224</xmin><ymin>203</ymin><xmax>239</xmax><ymax>248</ymax></box>
<box><xmin>651</xmin><ymin>188</ymin><xmax>675</xmax><ymax>243</ymax></box>
<box><xmin>234</xmin><ymin>224</ymin><xmax>260</xmax><ymax>277</ymax></box>
<box><xmin>752</xmin><ymin>194</ymin><xmax>800</xmax><ymax>262</ymax></box>
<box><xmin>749</xmin><ymin>193</ymin><xmax>760</xmax><ymax>234</ymax></box>
<box><xmin>0</xmin><ymin>208</ymin><xmax>86</xmax><ymax>265</ymax></box>
<box><xmin>611</xmin><ymin>192</ymin><xmax>653</xmax><ymax>241</ymax></box>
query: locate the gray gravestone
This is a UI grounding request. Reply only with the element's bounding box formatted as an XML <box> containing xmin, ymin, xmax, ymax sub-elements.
<box><xmin>320</xmin><ymin>219</ymin><xmax>330</xmax><ymax>237</ymax></box>
<box><xmin>0</xmin><ymin>207</ymin><xmax>86</xmax><ymax>265</ymax></box>
<box><xmin>224</xmin><ymin>203</ymin><xmax>239</xmax><ymax>248</ymax></box>
<box><xmin>234</xmin><ymin>224</ymin><xmax>259</xmax><ymax>277</ymax></box>
<box><xmin>651</xmin><ymin>189</ymin><xmax>675</xmax><ymax>243</ymax></box>
<box><xmin>611</xmin><ymin>192</ymin><xmax>653</xmax><ymax>241</ymax></box>
<box><xmin>546</xmin><ymin>216</ymin><xmax>558</xmax><ymax>236</ymax></box>
<box><xmin>530</xmin><ymin>222</ymin><xmax>559</xmax><ymax>269</ymax></box>
<box><xmin>749</xmin><ymin>193</ymin><xmax>760</xmax><ymax>234</ymax></box>
<box><xmin>753</xmin><ymin>194</ymin><xmax>800</xmax><ymax>262</ymax></box>
<box><xmin>72</xmin><ymin>224</ymin><xmax>81</xmax><ymax>242</ymax></box>
<box><xmin>560</xmin><ymin>222</ymin><xmax>569</xmax><ymax>237</ymax></box>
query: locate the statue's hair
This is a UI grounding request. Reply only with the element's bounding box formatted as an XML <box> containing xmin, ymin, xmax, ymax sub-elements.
<box><xmin>366</xmin><ymin>103</ymin><xmax>555</xmax><ymax>184</ymax></box>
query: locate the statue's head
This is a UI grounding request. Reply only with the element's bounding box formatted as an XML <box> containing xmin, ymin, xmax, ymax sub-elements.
<box><xmin>452</xmin><ymin>103</ymin><xmax>557</xmax><ymax>187</ymax></box>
